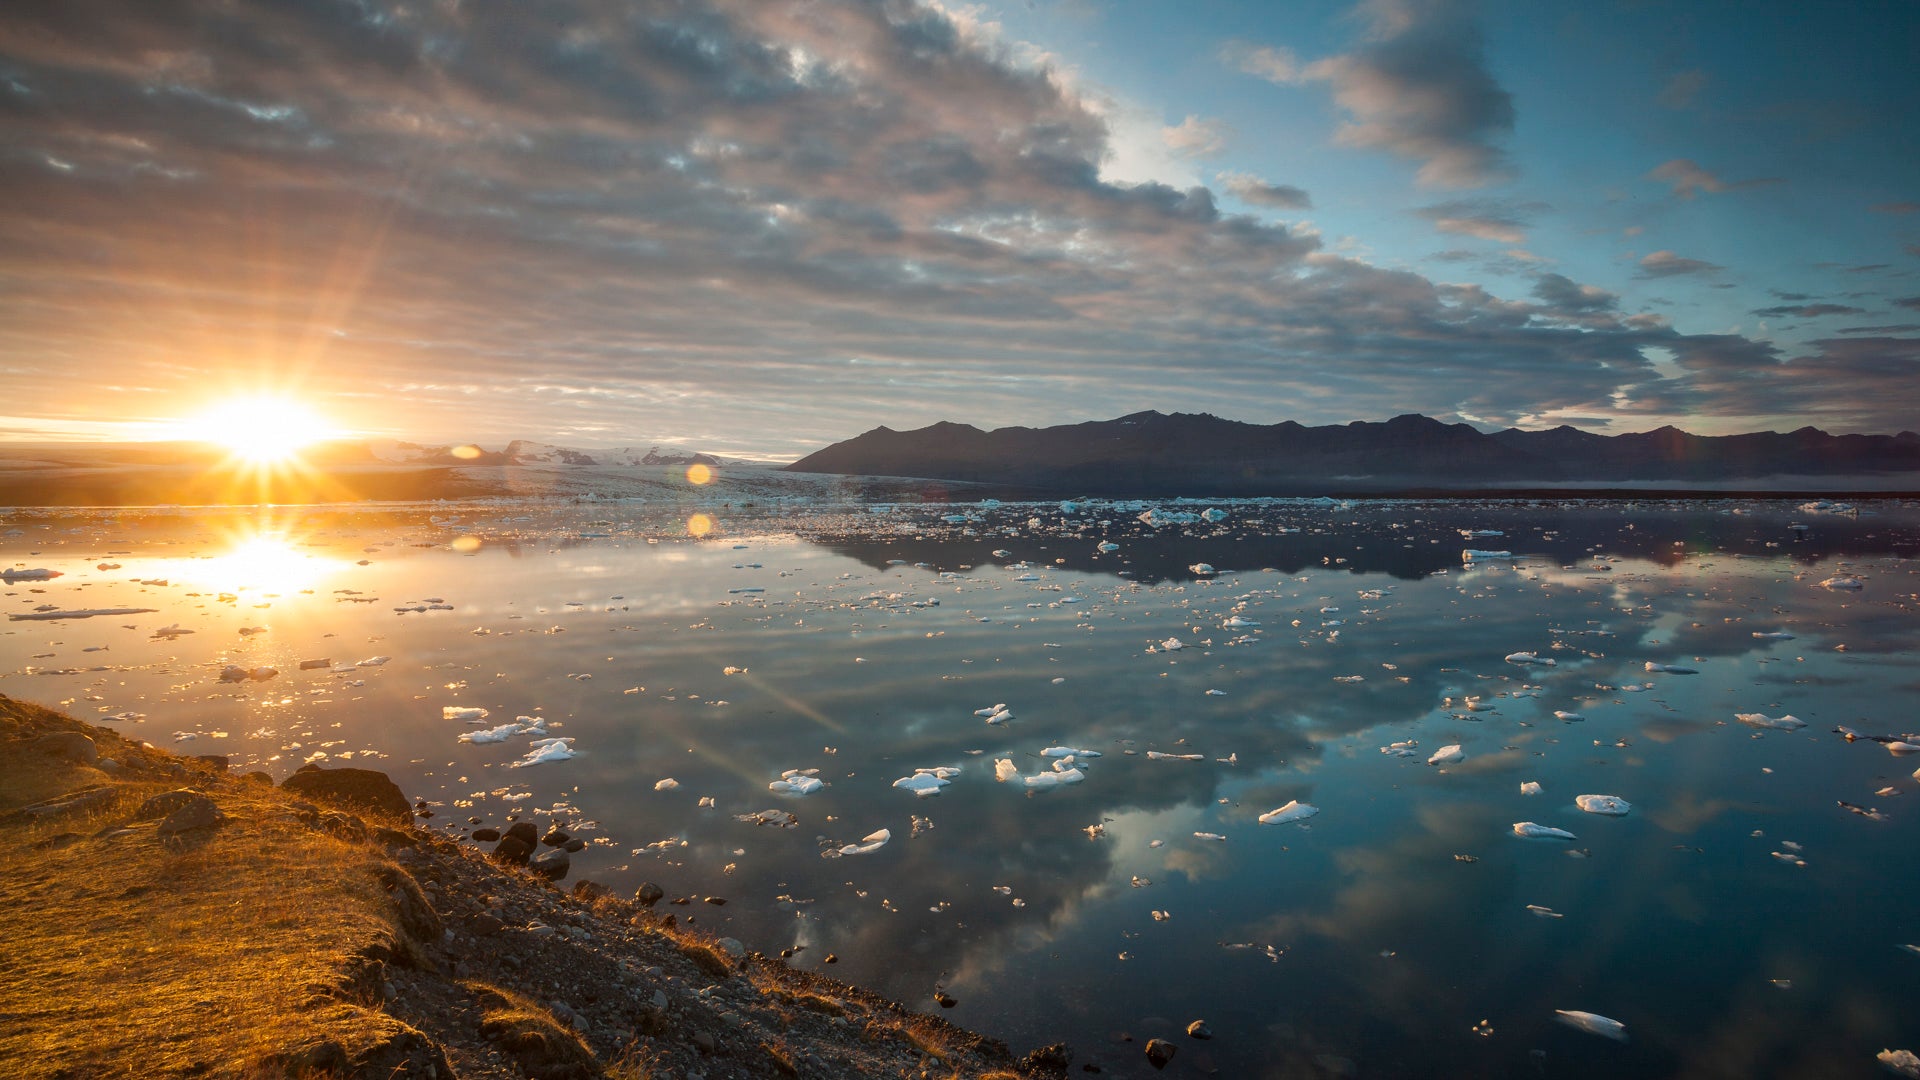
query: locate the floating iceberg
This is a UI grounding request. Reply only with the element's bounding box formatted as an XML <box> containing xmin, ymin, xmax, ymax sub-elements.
<box><xmin>1575</xmin><ymin>794</ymin><xmax>1631</xmax><ymax>816</ymax></box>
<box><xmin>1462</xmin><ymin>549</ymin><xmax>1513</xmax><ymax>561</ymax></box>
<box><xmin>1188</xmin><ymin>563</ymin><xmax>1216</xmax><ymax>576</ymax></box>
<box><xmin>1819</xmin><ymin>576</ymin><xmax>1864</xmax><ymax>590</ymax></box>
<box><xmin>1521</xmin><ymin>781</ymin><xmax>1543</xmax><ymax>796</ymax></box>
<box><xmin>1513</xmin><ymin>822</ymin><xmax>1578</xmax><ymax>839</ymax></box>
<box><xmin>459</xmin><ymin>723</ymin><xmax>527</xmax><ymax>744</ymax></box>
<box><xmin>893</xmin><ymin>766</ymin><xmax>961</xmax><ymax>797</ymax></box>
<box><xmin>1146</xmin><ymin>751</ymin><xmax>1204</xmax><ymax>761</ymax></box>
<box><xmin>1041</xmin><ymin>746</ymin><xmax>1102</xmax><ymax>759</ymax></box>
<box><xmin>1505</xmin><ymin>651</ymin><xmax>1555</xmax><ymax>666</ymax></box>
<box><xmin>1645</xmin><ymin>662</ymin><xmax>1698</xmax><ymax>674</ymax></box>
<box><xmin>837</xmin><ymin>829</ymin><xmax>891</xmax><ymax>855</ymax></box>
<box><xmin>769</xmin><ymin>768</ymin><xmax>823</xmax><ymax>795</ymax></box>
<box><xmin>511</xmin><ymin>738</ymin><xmax>576</xmax><ymax>768</ymax></box>
<box><xmin>1554</xmin><ymin>1010</ymin><xmax>1627</xmax><ymax>1041</ymax></box>
<box><xmin>442</xmin><ymin>706</ymin><xmax>489</xmax><ymax>721</ymax></box>
<box><xmin>1878</xmin><ymin>1050</ymin><xmax>1920</xmax><ymax>1079</ymax></box>
<box><xmin>1428</xmin><ymin>744</ymin><xmax>1464</xmax><ymax>766</ymax></box>
<box><xmin>1258</xmin><ymin>801</ymin><xmax>1319</xmax><ymax>825</ymax></box>
<box><xmin>1736</xmin><ymin>713</ymin><xmax>1807</xmax><ymax>731</ymax></box>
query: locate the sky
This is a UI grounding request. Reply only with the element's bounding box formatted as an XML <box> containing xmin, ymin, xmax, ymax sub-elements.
<box><xmin>1</xmin><ymin>0</ymin><xmax>1916</xmax><ymax>459</ymax></box>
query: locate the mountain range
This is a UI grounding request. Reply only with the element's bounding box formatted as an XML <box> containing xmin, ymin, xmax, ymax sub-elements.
<box><xmin>368</xmin><ymin>440</ymin><xmax>726</xmax><ymax>469</ymax></box>
<box><xmin>783</xmin><ymin>412</ymin><xmax>1920</xmax><ymax>494</ymax></box>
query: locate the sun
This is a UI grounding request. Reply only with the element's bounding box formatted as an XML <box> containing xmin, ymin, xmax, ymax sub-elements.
<box><xmin>190</xmin><ymin>395</ymin><xmax>337</xmax><ymax>463</ymax></box>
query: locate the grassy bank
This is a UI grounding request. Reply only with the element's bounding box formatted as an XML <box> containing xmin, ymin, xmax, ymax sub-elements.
<box><xmin>0</xmin><ymin>695</ymin><xmax>1060</xmax><ymax>1080</ymax></box>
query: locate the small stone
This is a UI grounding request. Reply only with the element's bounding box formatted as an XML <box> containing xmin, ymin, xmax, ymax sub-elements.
<box><xmin>1144</xmin><ymin>1038</ymin><xmax>1176</xmax><ymax>1069</ymax></box>
<box><xmin>691</xmin><ymin>1031</ymin><xmax>716</xmax><ymax>1053</ymax></box>
<box><xmin>466</xmin><ymin>913</ymin><xmax>504</xmax><ymax>937</ymax></box>
<box><xmin>703</xmin><ymin>896</ymin><xmax>727</xmax><ymax>906</ymax></box>
<box><xmin>157</xmin><ymin>795</ymin><xmax>224</xmax><ymax>835</ymax></box>
<box><xmin>652</xmin><ymin>990</ymin><xmax>669</xmax><ymax>1009</ymax></box>
<box><xmin>571</xmin><ymin>880</ymin><xmax>611</xmax><ymax>902</ymax></box>
<box><xmin>528</xmin><ymin>848</ymin><xmax>568</xmax><ymax>880</ymax></box>
<box><xmin>823</xmin><ymin>953</ymin><xmax>837</xmax><ymax>964</ymax></box>
<box><xmin>715</xmin><ymin>937</ymin><xmax>746</xmax><ymax>958</ymax></box>
<box><xmin>33</xmin><ymin>731</ymin><xmax>99</xmax><ymax>764</ymax></box>
<box><xmin>504</xmin><ymin>821</ymin><xmax>538</xmax><ymax>846</ymax></box>
<box><xmin>934</xmin><ymin>991</ymin><xmax>957</xmax><ymax>1009</ymax></box>
<box><xmin>492</xmin><ymin>835</ymin><xmax>534</xmax><ymax>866</ymax></box>
<box><xmin>562</xmin><ymin>837</ymin><xmax>587</xmax><ymax>853</ymax></box>
<box><xmin>635</xmin><ymin>882</ymin><xmax>665</xmax><ymax>907</ymax></box>
<box><xmin>1186</xmin><ymin>1020</ymin><xmax>1212</xmax><ymax>1040</ymax></box>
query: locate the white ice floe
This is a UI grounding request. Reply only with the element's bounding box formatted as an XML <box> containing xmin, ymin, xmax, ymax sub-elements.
<box><xmin>219</xmin><ymin>665</ymin><xmax>278</xmax><ymax>683</ymax></box>
<box><xmin>1194</xmin><ymin>831</ymin><xmax>1227</xmax><ymax>841</ymax></box>
<box><xmin>994</xmin><ymin>758</ymin><xmax>1020</xmax><ymax>783</ymax></box>
<box><xmin>356</xmin><ymin>656</ymin><xmax>391</xmax><ymax>667</ymax></box>
<box><xmin>1645</xmin><ymin>662</ymin><xmax>1698</xmax><ymax>674</ymax></box>
<box><xmin>1146</xmin><ymin>751</ymin><xmax>1204</xmax><ymax>761</ymax></box>
<box><xmin>892</xmin><ymin>767</ymin><xmax>961</xmax><ymax>797</ymax></box>
<box><xmin>11</xmin><ymin>607</ymin><xmax>159</xmax><ymax>621</ymax></box>
<box><xmin>1223</xmin><ymin>616</ymin><xmax>1260</xmax><ymax>628</ymax></box>
<box><xmin>1258</xmin><ymin>801</ymin><xmax>1319</xmax><ymax>825</ymax></box>
<box><xmin>1201</xmin><ymin>508</ymin><xmax>1228</xmax><ymax>523</ymax></box>
<box><xmin>1878</xmin><ymin>1050</ymin><xmax>1920</xmax><ymax>1079</ymax></box>
<box><xmin>1554</xmin><ymin>711</ymin><xmax>1585</xmax><ymax>723</ymax></box>
<box><xmin>1735</xmin><ymin>713</ymin><xmax>1808</xmax><ymax>731</ymax></box>
<box><xmin>1527</xmin><ymin>904</ymin><xmax>1564</xmax><ymax>919</ymax></box>
<box><xmin>1097</xmin><ymin>542</ymin><xmax>1120</xmax><ymax>553</ymax></box>
<box><xmin>1555</xmin><ymin>1011</ymin><xmax>1627</xmax><ymax>1040</ymax></box>
<box><xmin>653</xmin><ymin>776</ymin><xmax>679</xmax><ymax>790</ymax></box>
<box><xmin>0</xmin><ymin>568</ymin><xmax>61</xmax><ymax>582</ymax></box>
<box><xmin>1505</xmin><ymin>651</ymin><xmax>1555</xmax><ymax>666</ymax></box>
<box><xmin>1428</xmin><ymin>744</ymin><xmax>1464</xmax><ymax>766</ymax></box>
<box><xmin>837</xmin><ymin>829</ymin><xmax>891</xmax><ymax>855</ymax></box>
<box><xmin>1576</xmin><ymin>794</ymin><xmax>1632</xmax><ymax>816</ymax></box>
<box><xmin>1461</xmin><ymin>549</ymin><xmax>1513</xmax><ymax>561</ymax></box>
<box><xmin>1513</xmin><ymin>822</ymin><xmax>1577</xmax><ymax>839</ymax></box>
<box><xmin>1022</xmin><ymin>768</ymin><xmax>1084</xmax><ymax>789</ymax></box>
<box><xmin>511</xmin><ymin>738</ymin><xmax>576</xmax><ymax>768</ymax></box>
<box><xmin>1160</xmin><ymin>637</ymin><xmax>1186</xmax><ymax>651</ymax></box>
<box><xmin>442</xmin><ymin>706</ymin><xmax>489</xmax><ymax>721</ymax></box>
<box><xmin>1819</xmin><ymin>576</ymin><xmax>1864</xmax><ymax>590</ymax></box>
<box><xmin>769</xmin><ymin>768</ymin><xmax>823</xmax><ymax>795</ymax></box>
<box><xmin>1752</xmin><ymin>631</ymin><xmax>1796</xmax><ymax>640</ymax></box>
<box><xmin>1521</xmin><ymin>781</ymin><xmax>1543</xmax><ymax>796</ymax></box>
<box><xmin>1189</xmin><ymin>563</ymin><xmax>1215</xmax><ymax>576</ymax></box>
<box><xmin>459</xmin><ymin>723</ymin><xmax>527</xmax><ymax>744</ymax></box>
<box><xmin>1041</xmin><ymin>746</ymin><xmax>1102</xmax><ymax>759</ymax></box>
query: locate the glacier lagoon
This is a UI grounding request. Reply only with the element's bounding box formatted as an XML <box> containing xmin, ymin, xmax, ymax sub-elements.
<box><xmin>5</xmin><ymin>496</ymin><xmax>1919</xmax><ymax>1078</ymax></box>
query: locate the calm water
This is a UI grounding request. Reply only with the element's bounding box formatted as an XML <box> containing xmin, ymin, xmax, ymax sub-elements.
<box><xmin>6</xmin><ymin>497</ymin><xmax>1919</xmax><ymax>1078</ymax></box>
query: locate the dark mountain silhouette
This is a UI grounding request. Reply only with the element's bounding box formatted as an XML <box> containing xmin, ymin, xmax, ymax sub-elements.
<box><xmin>785</xmin><ymin>412</ymin><xmax>1920</xmax><ymax>494</ymax></box>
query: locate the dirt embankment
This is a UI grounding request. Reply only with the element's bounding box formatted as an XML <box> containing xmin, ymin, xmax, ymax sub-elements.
<box><xmin>0</xmin><ymin>695</ymin><xmax>1073</xmax><ymax>1080</ymax></box>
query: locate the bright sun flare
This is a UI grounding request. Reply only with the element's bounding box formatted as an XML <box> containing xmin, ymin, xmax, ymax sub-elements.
<box><xmin>191</xmin><ymin>396</ymin><xmax>336</xmax><ymax>463</ymax></box>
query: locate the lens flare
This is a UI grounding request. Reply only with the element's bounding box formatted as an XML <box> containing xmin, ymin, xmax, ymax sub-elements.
<box><xmin>687</xmin><ymin>513</ymin><xmax>714</xmax><ymax>537</ymax></box>
<box><xmin>686</xmin><ymin>463</ymin><xmax>714</xmax><ymax>485</ymax></box>
<box><xmin>450</xmin><ymin>535</ymin><xmax>482</xmax><ymax>554</ymax></box>
<box><xmin>188</xmin><ymin>396</ymin><xmax>336</xmax><ymax>464</ymax></box>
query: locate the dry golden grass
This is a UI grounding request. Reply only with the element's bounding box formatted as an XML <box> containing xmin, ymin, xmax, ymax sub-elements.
<box><xmin>469</xmin><ymin>981</ymin><xmax>598</xmax><ymax>1079</ymax></box>
<box><xmin>0</xmin><ymin>695</ymin><xmax>419</xmax><ymax>1079</ymax></box>
<box><xmin>676</xmin><ymin>937</ymin><xmax>736</xmax><ymax>980</ymax></box>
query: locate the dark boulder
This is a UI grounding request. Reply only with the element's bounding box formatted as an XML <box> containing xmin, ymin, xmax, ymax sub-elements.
<box><xmin>280</xmin><ymin>766</ymin><xmax>411</xmax><ymax>825</ymax></box>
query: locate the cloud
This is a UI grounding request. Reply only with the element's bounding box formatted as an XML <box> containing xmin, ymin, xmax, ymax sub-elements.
<box><xmin>1870</xmin><ymin>201</ymin><xmax>1920</xmax><ymax>215</ymax></box>
<box><xmin>1229</xmin><ymin>0</ymin><xmax>1516</xmax><ymax>189</ymax></box>
<box><xmin>1750</xmin><ymin>303</ymin><xmax>1867</xmax><ymax>319</ymax></box>
<box><xmin>1215</xmin><ymin>171</ymin><xmax>1312</xmax><ymax>210</ymax></box>
<box><xmin>1223</xmin><ymin>42</ymin><xmax>1305</xmax><ymax>84</ymax></box>
<box><xmin>0</xmin><ymin>0</ymin><xmax>1906</xmax><ymax>452</ymax></box>
<box><xmin>1837</xmin><ymin>324</ymin><xmax>1920</xmax><ymax>335</ymax></box>
<box><xmin>1532</xmin><ymin>273</ymin><xmax>1617</xmax><ymax>313</ymax></box>
<box><xmin>1896</xmin><ymin>297</ymin><xmax>1920</xmax><ymax>311</ymax></box>
<box><xmin>1637</xmin><ymin>250</ymin><xmax>1723</xmax><ymax>278</ymax></box>
<box><xmin>1412</xmin><ymin>197</ymin><xmax>1542</xmax><ymax>243</ymax></box>
<box><xmin>1647</xmin><ymin>159</ymin><xmax>1784</xmax><ymax>199</ymax></box>
<box><xmin>1161</xmin><ymin>114</ymin><xmax>1231</xmax><ymax>158</ymax></box>
<box><xmin>1658</xmin><ymin>69</ymin><xmax>1708</xmax><ymax>109</ymax></box>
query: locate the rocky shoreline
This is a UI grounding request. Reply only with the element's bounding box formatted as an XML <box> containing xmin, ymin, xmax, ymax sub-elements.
<box><xmin>0</xmin><ymin>695</ymin><xmax>1074</xmax><ymax>1080</ymax></box>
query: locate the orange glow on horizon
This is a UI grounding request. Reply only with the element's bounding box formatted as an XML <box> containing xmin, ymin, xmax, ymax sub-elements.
<box><xmin>187</xmin><ymin>395</ymin><xmax>339</xmax><ymax>464</ymax></box>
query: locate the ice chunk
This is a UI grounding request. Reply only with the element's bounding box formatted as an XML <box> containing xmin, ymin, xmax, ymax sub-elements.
<box><xmin>653</xmin><ymin>776</ymin><xmax>679</xmax><ymax>790</ymax></box>
<box><xmin>1097</xmin><ymin>541</ymin><xmax>1120</xmax><ymax>553</ymax></box>
<box><xmin>356</xmin><ymin>656</ymin><xmax>391</xmax><ymax>667</ymax></box>
<box><xmin>511</xmin><ymin>738</ymin><xmax>576</xmax><ymax>768</ymax></box>
<box><xmin>994</xmin><ymin>758</ymin><xmax>1020</xmax><ymax>783</ymax></box>
<box><xmin>1041</xmin><ymin>747</ymin><xmax>1102</xmax><ymax>759</ymax></box>
<box><xmin>1258</xmin><ymin>801</ymin><xmax>1318</xmax><ymax>825</ymax></box>
<box><xmin>1201</xmin><ymin>508</ymin><xmax>1228</xmax><ymax>523</ymax></box>
<box><xmin>769</xmin><ymin>768</ymin><xmax>824</xmax><ymax>795</ymax></box>
<box><xmin>1575</xmin><ymin>794</ymin><xmax>1631</xmax><ymax>816</ymax></box>
<box><xmin>1527</xmin><ymin>905</ymin><xmax>1564</xmax><ymax>919</ymax></box>
<box><xmin>1736</xmin><ymin>713</ymin><xmax>1807</xmax><ymax>731</ymax></box>
<box><xmin>838</xmin><ymin>829</ymin><xmax>891</xmax><ymax>855</ymax></box>
<box><xmin>1224</xmin><ymin>615</ymin><xmax>1260</xmax><ymax>627</ymax></box>
<box><xmin>1428</xmin><ymin>744</ymin><xmax>1464</xmax><ymax>766</ymax></box>
<box><xmin>1878</xmin><ymin>1050</ymin><xmax>1920</xmax><ymax>1078</ymax></box>
<box><xmin>1159</xmin><ymin>637</ymin><xmax>1186</xmax><ymax>651</ymax></box>
<box><xmin>1645</xmin><ymin>662</ymin><xmax>1698</xmax><ymax>674</ymax></box>
<box><xmin>1554</xmin><ymin>711</ymin><xmax>1585</xmax><ymax>723</ymax></box>
<box><xmin>1505</xmin><ymin>651</ymin><xmax>1555</xmax><ymax>666</ymax></box>
<box><xmin>0</xmin><ymin>568</ymin><xmax>62</xmax><ymax>582</ymax></box>
<box><xmin>1752</xmin><ymin>631</ymin><xmax>1796</xmax><ymax>640</ymax></box>
<box><xmin>1554</xmin><ymin>1010</ymin><xmax>1627</xmax><ymax>1041</ymax></box>
<box><xmin>1521</xmin><ymin>781</ymin><xmax>1543</xmax><ymax>796</ymax></box>
<box><xmin>973</xmin><ymin>703</ymin><xmax>1009</xmax><ymax>717</ymax></box>
<box><xmin>1189</xmin><ymin>563</ymin><xmax>1216</xmax><ymax>576</ymax></box>
<box><xmin>1022</xmin><ymin>768</ymin><xmax>1084</xmax><ymax>789</ymax></box>
<box><xmin>442</xmin><ymin>706</ymin><xmax>490</xmax><ymax>721</ymax></box>
<box><xmin>10</xmin><ymin>607</ymin><xmax>159</xmax><ymax>621</ymax></box>
<box><xmin>459</xmin><ymin>723</ymin><xmax>526</xmax><ymax>744</ymax></box>
<box><xmin>1819</xmin><ymin>576</ymin><xmax>1864</xmax><ymax>590</ymax></box>
<box><xmin>1512</xmin><ymin>822</ymin><xmax>1577</xmax><ymax>839</ymax></box>
<box><xmin>1461</xmin><ymin>549</ymin><xmax>1513</xmax><ymax>561</ymax></box>
<box><xmin>893</xmin><ymin>768</ymin><xmax>960</xmax><ymax>797</ymax></box>
<box><xmin>1146</xmin><ymin>751</ymin><xmax>1204</xmax><ymax>761</ymax></box>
